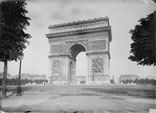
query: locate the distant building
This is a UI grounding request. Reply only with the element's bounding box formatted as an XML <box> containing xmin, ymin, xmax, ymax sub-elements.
<box><xmin>119</xmin><ymin>74</ymin><xmax>140</xmax><ymax>82</ymax></box>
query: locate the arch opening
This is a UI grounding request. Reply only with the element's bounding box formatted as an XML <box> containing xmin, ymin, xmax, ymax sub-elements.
<box><xmin>69</xmin><ymin>44</ymin><xmax>87</xmax><ymax>84</ymax></box>
<box><xmin>76</xmin><ymin>52</ymin><xmax>87</xmax><ymax>76</ymax></box>
<box><xmin>69</xmin><ymin>44</ymin><xmax>86</xmax><ymax>60</ymax></box>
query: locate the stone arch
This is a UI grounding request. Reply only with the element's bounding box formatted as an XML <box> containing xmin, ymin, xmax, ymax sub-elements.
<box><xmin>67</xmin><ymin>43</ymin><xmax>87</xmax><ymax>84</ymax></box>
<box><xmin>68</xmin><ymin>43</ymin><xmax>87</xmax><ymax>60</ymax></box>
<box><xmin>46</xmin><ymin>17</ymin><xmax>112</xmax><ymax>85</ymax></box>
<box><xmin>66</xmin><ymin>41</ymin><xmax>88</xmax><ymax>56</ymax></box>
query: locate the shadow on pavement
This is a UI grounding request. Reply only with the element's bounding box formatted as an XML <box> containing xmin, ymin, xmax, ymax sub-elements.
<box><xmin>21</xmin><ymin>86</ymin><xmax>32</xmax><ymax>93</ymax></box>
<box><xmin>83</xmin><ymin>88</ymin><xmax>127</xmax><ymax>95</ymax></box>
<box><xmin>0</xmin><ymin>86</ymin><xmax>33</xmax><ymax>98</ymax></box>
<box><xmin>83</xmin><ymin>87</ymin><xmax>156</xmax><ymax>99</ymax></box>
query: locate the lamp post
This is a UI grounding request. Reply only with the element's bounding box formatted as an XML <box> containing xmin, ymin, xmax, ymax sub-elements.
<box><xmin>16</xmin><ymin>55</ymin><xmax>24</xmax><ymax>96</ymax></box>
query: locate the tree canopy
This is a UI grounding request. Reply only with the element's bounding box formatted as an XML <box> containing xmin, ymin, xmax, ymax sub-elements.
<box><xmin>0</xmin><ymin>0</ymin><xmax>31</xmax><ymax>98</ymax></box>
<box><xmin>0</xmin><ymin>0</ymin><xmax>31</xmax><ymax>62</ymax></box>
<box><xmin>129</xmin><ymin>10</ymin><xmax>156</xmax><ymax>66</ymax></box>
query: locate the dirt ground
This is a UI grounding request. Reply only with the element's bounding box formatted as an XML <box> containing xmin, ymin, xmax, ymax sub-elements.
<box><xmin>0</xmin><ymin>85</ymin><xmax>156</xmax><ymax>113</ymax></box>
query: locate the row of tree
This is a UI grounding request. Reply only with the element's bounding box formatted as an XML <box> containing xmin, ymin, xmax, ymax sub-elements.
<box><xmin>0</xmin><ymin>72</ymin><xmax>47</xmax><ymax>79</ymax></box>
<box><xmin>0</xmin><ymin>78</ymin><xmax>48</xmax><ymax>85</ymax></box>
<box><xmin>121</xmin><ymin>78</ymin><xmax>156</xmax><ymax>85</ymax></box>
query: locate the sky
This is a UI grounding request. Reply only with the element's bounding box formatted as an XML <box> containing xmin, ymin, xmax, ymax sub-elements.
<box><xmin>0</xmin><ymin>0</ymin><xmax>156</xmax><ymax>82</ymax></box>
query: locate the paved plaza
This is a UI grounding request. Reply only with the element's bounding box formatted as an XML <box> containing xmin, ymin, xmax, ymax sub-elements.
<box><xmin>0</xmin><ymin>85</ymin><xmax>156</xmax><ymax>113</ymax></box>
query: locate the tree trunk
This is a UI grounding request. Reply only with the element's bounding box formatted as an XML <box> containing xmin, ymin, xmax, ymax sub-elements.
<box><xmin>2</xmin><ymin>60</ymin><xmax>8</xmax><ymax>98</ymax></box>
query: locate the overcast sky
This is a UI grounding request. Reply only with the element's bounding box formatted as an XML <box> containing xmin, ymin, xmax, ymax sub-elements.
<box><xmin>0</xmin><ymin>0</ymin><xmax>156</xmax><ymax>81</ymax></box>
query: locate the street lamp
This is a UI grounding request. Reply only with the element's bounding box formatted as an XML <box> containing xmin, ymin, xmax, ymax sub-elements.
<box><xmin>16</xmin><ymin>55</ymin><xmax>24</xmax><ymax>96</ymax></box>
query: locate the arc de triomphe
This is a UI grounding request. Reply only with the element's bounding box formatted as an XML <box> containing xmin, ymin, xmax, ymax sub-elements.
<box><xmin>46</xmin><ymin>17</ymin><xmax>112</xmax><ymax>85</ymax></box>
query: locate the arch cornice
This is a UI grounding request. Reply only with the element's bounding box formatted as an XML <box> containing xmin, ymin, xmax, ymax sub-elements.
<box><xmin>46</xmin><ymin>27</ymin><xmax>111</xmax><ymax>42</ymax></box>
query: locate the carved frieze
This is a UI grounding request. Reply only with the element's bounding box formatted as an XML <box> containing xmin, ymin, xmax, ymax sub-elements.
<box><xmin>49</xmin><ymin>18</ymin><xmax>109</xmax><ymax>34</ymax></box>
<box><xmin>52</xmin><ymin>59</ymin><xmax>64</xmax><ymax>76</ymax></box>
<box><xmin>90</xmin><ymin>40</ymin><xmax>106</xmax><ymax>51</ymax></box>
<box><xmin>51</xmin><ymin>44</ymin><xmax>65</xmax><ymax>54</ymax></box>
<box><xmin>92</xmin><ymin>57</ymin><xmax>104</xmax><ymax>73</ymax></box>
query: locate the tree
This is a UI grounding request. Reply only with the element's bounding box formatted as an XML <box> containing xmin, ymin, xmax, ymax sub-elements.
<box><xmin>0</xmin><ymin>0</ymin><xmax>31</xmax><ymax>98</ymax></box>
<box><xmin>129</xmin><ymin>10</ymin><xmax>156</xmax><ymax>66</ymax></box>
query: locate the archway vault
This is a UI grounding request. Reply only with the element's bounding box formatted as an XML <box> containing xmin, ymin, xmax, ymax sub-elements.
<box><xmin>46</xmin><ymin>17</ymin><xmax>112</xmax><ymax>85</ymax></box>
<box><xmin>69</xmin><ymin>44</ymin><xmax>86</xmax><ymax>60</ymax></box>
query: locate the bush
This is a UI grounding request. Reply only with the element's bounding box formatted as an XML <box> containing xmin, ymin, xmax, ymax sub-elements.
<box><xmin>121</xmin><ymin>78</ymin><xmax>156</xmax><ymax>85</ymax></box>
<box><xmin>80</xmin><ymin>80</ymin><xmax>86</xmax><ymax>84</ymax></box>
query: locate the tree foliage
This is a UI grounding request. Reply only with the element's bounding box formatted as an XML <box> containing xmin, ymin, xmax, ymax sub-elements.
<box><xmin>0</xmin><ymin>0</ymin><xmax>31</xmax><ymax>62</ymax></box>
<box><xmin>120</xmin><ymin>78</ymin><xmax>156</xmax><ymax>85</ymax></box>
<box><xmin>0</xmin><ymin>78</ymin><xmax>48</xmax><ymax>86</ymax></box>
<box><xmin>129</xmin><ymin>11</ymin><xmax>156</xmax><ymax>66</ymax></box>
<box><xmin>0</xmin><ymin>0</ymin><xmax>31</xmax><ymax>98</ymax></box>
